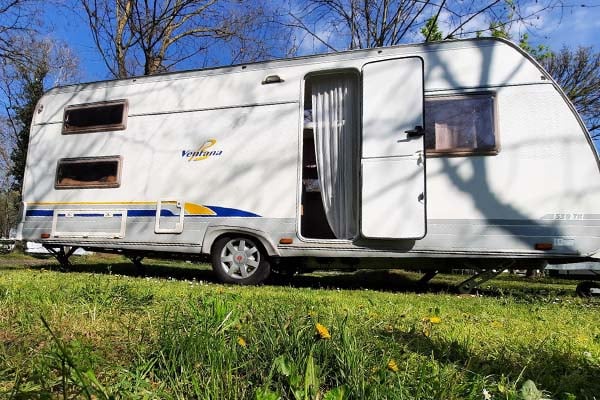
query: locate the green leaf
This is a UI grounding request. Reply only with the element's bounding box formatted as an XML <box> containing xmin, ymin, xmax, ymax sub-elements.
<box><xmin>304</xmin><ymin>350</ymin><xmax>320</xmax><ymax>399</ymax></box>
<box><xmin>254</xmin><ymin>388</ymin><xmax>280</xmax><ymax>400</ymax></box>
<box><xmin>520</xmin><ymin>380</ymin><xmax>542</xmax><ymax>400</ymax></box>
<box><xmin>323</xmin><ymin>386</ymin><xmax>347</xmax><ymax>400</ymax></box>
<box><xmin>290</xmin><ymin>374</ymin><xmax>302</xmax><ymax>389</ymax></box>
<box><xmin>292</xmin><ymin>388</ymin><xmax>304</xmax><ymax>400</ymax></box>
<box><xmin>273</xmin><ymin>355</ymin><xmax>292</xmax><ymax>377</ymax></box>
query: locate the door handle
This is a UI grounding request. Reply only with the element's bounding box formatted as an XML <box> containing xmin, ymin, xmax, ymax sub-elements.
<box><xmin>405</xmin><ymin>125</ymin><xmax>424</xmax><ymax>139</ymax></box>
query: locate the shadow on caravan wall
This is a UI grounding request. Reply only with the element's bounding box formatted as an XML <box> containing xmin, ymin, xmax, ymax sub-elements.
<box><xmin>18</xmin><ymin>38</ymin><xmax>600</xmax><ymax>292</ymax></box>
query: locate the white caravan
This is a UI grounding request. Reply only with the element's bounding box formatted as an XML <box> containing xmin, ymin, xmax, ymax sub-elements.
<box><xmin>17</xmin><ymin>38</ymin><xmax>600</xmax><ymax>290</ymax></box>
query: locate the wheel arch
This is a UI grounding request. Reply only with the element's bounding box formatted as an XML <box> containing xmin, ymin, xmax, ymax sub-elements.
<box><xmin>201</xmin><ymin>226</ymin><xmax>281</xmax><ymax>257</ymax></box>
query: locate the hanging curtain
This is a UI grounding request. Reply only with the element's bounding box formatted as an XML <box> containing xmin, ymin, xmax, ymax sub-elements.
<box><xmin>311</xmin><ymin>74</ymin><xmax>358</xmax><ymax>239</ymax></box>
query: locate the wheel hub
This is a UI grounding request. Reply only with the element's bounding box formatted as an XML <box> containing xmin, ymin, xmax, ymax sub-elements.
<box><xmin>234</xmin><ymin>252</ymin><xmax>247</xmax><ymax>265</ymax></box>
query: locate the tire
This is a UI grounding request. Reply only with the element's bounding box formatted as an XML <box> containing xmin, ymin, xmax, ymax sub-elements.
<box><xmin>211</xmin><ymin>236</ymin><xmax>271</xmax><ymax>285</ymax></box>
<box><xmin>576</xmin><ymin>281</ymin><xmax>600</xmax><ymax>297</ymax></box>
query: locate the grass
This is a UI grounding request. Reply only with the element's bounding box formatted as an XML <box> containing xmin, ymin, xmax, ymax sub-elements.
<box><xmin>0</xmin><ymin>253</ymin><xmax>598</xmax><ymax>399</ymax></box>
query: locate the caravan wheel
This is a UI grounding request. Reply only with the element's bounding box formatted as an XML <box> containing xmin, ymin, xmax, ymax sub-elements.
<box><xmin>211</xmin><ymin>236</ymin><xmax>271</xmax><ymax>285</ymax></box>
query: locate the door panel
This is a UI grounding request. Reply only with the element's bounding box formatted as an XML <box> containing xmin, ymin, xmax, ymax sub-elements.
<box><xmin>360</xmin><ymin>57</ymin><xmax>426</xmax><ymax>239</ymax></box>
<box><xmin>361</xmin><ymin>156</ymin><xmax>425</xmax><ymax>239</ymax></box>
<box><xmin>362</xmin><ymin>57</ymin><xmax>424</xmax><ymax>159</ymax></box>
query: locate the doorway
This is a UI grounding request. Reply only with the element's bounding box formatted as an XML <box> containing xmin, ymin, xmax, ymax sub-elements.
<box><xmin>300</xmin><ymin>72</ymin><xmax>359</xmax><ymax>240</ymax></box>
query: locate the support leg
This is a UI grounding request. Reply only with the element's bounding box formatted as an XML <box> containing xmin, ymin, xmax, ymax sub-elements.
<box><xmin>127</xmin><ymin>255</ymin><xmax>145</xmax><ymax>276</ymax></box>
<box><xmin>418</xmin><ymin>270</ymin><xmax>438</xmax><ymax>285</ymax></box>
<box><xmin>456</xmin><ymin>261</ymin><xmax>515</xmax><ymax>294</ymax></box>
<box><xmin>44</xmin><ymin>246</ymin><xmax>78</xmax><ymax>272</ymax></box>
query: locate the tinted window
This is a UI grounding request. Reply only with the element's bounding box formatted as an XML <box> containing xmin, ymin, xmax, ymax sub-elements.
<box><xmin>63</xmin><ymin>100</ymin><xmax>127</xmax><ymax>134</ymax></box>
<box><xmin>56</xmin><ymin>157</ymin><xmax>121</xmax><ymax>189</ymax></box>
<box><xmin>424</xmin><ymin>94</ymin><xmax>497</xmax><ymax>155</ymax></box>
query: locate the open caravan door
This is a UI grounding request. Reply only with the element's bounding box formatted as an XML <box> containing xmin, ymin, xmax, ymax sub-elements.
<box><xmin>361</xmin><ymin>57</ymin><xmax>426</xmax><ymax>239</ymax></box>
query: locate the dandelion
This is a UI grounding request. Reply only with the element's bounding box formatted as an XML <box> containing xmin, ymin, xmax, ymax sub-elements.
<box><xmin>576</xmin><ymin>335</ymin><xmax>588</xmax><ymax>343</ymax></box>
<box><xmin>316</xmin><ymin>323</ymin><xmax>331</xmax><ymax>339</ymax></box>
<box><xmin>482</xmin><ymin>388</ymin><xmax>492</xmax><ymax>400</ymax></box>
<box><xmin>491</xmin><ymin>320</ymin><xmax>503</xmax><ymax>328</ymax></box>
<box><xmin>236</xmin><ymin>337</ymin><xmax>247</xmax><ymax>347</ymax></box>
<box><xmin>387</xmin><ymin>359</ymin><xmax>399</xmax><ymax>372</ymax></box>
<box><xmin>429</xmin><ymin>316</ymin><xmax>442</xmax><ymax>324</ymax></box>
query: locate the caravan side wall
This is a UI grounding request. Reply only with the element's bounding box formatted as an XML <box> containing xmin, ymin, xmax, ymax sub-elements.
<box><xmin>19</xmin><ymin>39</ymin><xmax>600</xmax><ymax>261</ymax></box>
<box><xmin>20</xmin><ymin>68</ymin><xmax>302</xmax><ymax>254</ymax></box>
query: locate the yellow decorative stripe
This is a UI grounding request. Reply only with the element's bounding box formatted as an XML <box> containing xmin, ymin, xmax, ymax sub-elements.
<box><xmin>28</xmin><ymin>201</ymin><xmax>216</xmax><ymax>216</ymax></box>
<box><xmin>28</xmin><ymin>201</ymin><xmax>155</xmax><ymax>205</ymax></box>
<box><xmin>184</xmin><ymin>203</ymin><xmax>216</xmax><ymax>216</ymax></box>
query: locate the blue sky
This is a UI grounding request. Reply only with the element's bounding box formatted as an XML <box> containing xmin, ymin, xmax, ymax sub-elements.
<box><xmin>41</xmin><ymin>1</ymin><xmax>600</xmax><ymax>83</ymax></box>
<box><xmin>512</xmin><ymin>1</ymin><xmax>600</xmax><ymax>49</ymax></box>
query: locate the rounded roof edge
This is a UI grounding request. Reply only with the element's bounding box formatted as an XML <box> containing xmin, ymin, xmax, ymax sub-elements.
<box><xmin>44</xmin><ymin>37</ymin><xmax>514</xmax><ymax>96</ymax></box>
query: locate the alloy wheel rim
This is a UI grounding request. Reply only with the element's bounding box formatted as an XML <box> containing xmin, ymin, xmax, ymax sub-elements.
<box><xmin>220</xmin><ymin>238</ymin><xmax>260</xmax><ymax>279</ymax></box>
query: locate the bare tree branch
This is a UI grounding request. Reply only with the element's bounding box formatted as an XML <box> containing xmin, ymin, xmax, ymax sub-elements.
<box><xmin>80</xmin><ymin>0</ymin><xmax>272</xmax><ymax>77</ymax></box>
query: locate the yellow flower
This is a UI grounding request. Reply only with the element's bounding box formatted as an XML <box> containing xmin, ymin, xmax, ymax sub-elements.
<box><xmin>316</xmin><ymin>323</ymin><xmax>331</xmax><ymax>340</ymax></box>
<box><xmin>236</xmin><ymin>337</ymin><xmax>247</xmax><ymax>347</ymax></box>
<box><xmin>387</xmin><ymin>359</ymin><xmax>399</xmax><ymax>372</ymax></box>
<box><xmin>576</xmin><ymin>335</ymin><xmax>588</xmax><ymax>343</ymax></box>
<box><xmin>428</xmin><ymin>316</ymin><xmax>442</xmax><ymax>324</ymax></box>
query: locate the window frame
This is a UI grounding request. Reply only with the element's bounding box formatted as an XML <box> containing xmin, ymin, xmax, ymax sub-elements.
<box><xmin>55</xmin><ymin>156</ymin><xmax>123</xmax><ymax>189</ymax></box>
<box><xmin>62</xmin><ymin>99</ymin><xmax>128</xmax><ymax>134</ymax></box>
<box><xmin>424</xmin><ymin>92</ymin><xmax>499</xmax><ymax>157</ymax></box>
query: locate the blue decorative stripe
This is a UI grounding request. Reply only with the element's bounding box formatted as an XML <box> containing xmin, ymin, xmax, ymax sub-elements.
<box><xmin>26</xmin><ymin>206</ymin><xmax>260</xmax><ymax>218</ymax></box>
<box><xmin>127</xmin><ymin>209</ymin><xmax>177</xmax><ymax>217</ymax></box>
<box><xmin>26</xmin><ymin>210</ymin><xmax>53</xmax><ymax>217</ymax></box>
<box><xmin>201</xmin><ymin>206</ymin><xmax>260</xmax><ymax>218</ymax></box>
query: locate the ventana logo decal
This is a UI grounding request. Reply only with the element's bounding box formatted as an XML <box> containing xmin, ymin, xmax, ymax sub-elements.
<box><xmin>181</xmin><ymin>139</ymin><xmax>223</xmax><ymax>161</ymax></box>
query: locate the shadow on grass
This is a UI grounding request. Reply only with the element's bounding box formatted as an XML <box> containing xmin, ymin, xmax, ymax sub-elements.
<box><xmin>20</xmin><ymin>260</ymin><xmax>461</xmax><ymax>295</ymax></box>
<box><xmin>268</xmin><ymin>269</ymin><xmax>457</xmax><ymax>294</ymax></box>
<box><xmin>390</xmin><ymin>328</ymin><xmax>600</xmax><ymax>398</ymax></box>
<box><xmin>5</xmin><ymin>256</ymin><xmax>579</xmax><ymax>298</ymax></box>
<box><xmin>26</xmin><ymin>260</ymin><xmax>219</xmax><ymax>282</ymax></box>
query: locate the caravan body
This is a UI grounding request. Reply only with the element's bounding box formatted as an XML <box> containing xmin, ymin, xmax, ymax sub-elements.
<box><xmin>18</xmin><ymin>38</ymin><xmax>600</xmax><ymax>283</ymax></box>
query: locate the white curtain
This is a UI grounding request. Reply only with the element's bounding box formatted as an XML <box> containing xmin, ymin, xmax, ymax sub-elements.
<box><xmin>311</xmin><ymin>75</ymin><xmax>357</xmax><ymax>239</ymax></box>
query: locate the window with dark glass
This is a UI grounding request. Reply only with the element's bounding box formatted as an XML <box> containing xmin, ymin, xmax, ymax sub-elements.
<box><xmin>55</xmin><ymin>157</ymin><xmax>121</xmax><ymax>189</ymax></box>
<box><xmin>424</xmin><ymin>94</ymin><xmax>497</xmax><ymax>155</ymax></box>
<box><xmin>63</xmin><ymin>100</ymin><xmax>127</xmax><ymax>134</ymax></box>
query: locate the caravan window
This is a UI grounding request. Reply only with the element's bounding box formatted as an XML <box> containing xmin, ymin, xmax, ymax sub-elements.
<box><xmin>55</xmin><ymin>157</ymin><xmax>121</xmax><ymax>189</ymax></box>
<box><xmin>424</xmin><ymin>94</ymin><xmax>497</xmax><ymax>156</ymax></box>
<box><xmin>63</xmin><ymin>100</ymin><xmax>127</xmax><ymax>134</ymax></box>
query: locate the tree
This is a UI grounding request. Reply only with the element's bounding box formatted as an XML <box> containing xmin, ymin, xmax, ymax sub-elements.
<box><xmin>0</xmin><ymin>117</ymin><xmax>18</xmax><ymax>237</ymax></box>
<box><xmin>518</xmin><ymin>33</ymin><xmax>551</xmax><ymax>62</ymax></box>
<box><xmin>0</xmin><ymin>37</ymin><xmax>78</xmax><ymax>237</ymax></box>
<box><xmin>80</xmin><ymin>0</ymin><xmax>275</xmax><ymax>78</ymax></box>
<box><xmin>420</xmin><ymin>16</ymin><xmax>442</xmax><ymax>42</ymax></box>
<box><xmin>8</xmin><ymin>57</ymin><xmax>47</xmax><ymax>194</ymax></box>
<box><xmin>541</xmin><ymin>46</ymin><xmax>600</xmax><ymax>137</ymax></box>
<box><xmin>0</xmin><ymin>0</ymin><xmax>38</xmax><ymax>64</ymax></box>
<box><xmin>1</xmin><ymin>38</ymin><xmax>78</xmax><ymax>193</ymax></box>
<box><xmin>284</xmin><ymin>0</ymin><xmax>561</xmax><ymax>52</ymax></box>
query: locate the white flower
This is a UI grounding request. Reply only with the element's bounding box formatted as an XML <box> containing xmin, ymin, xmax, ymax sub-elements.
<box><xmin>483</xmin><ymin>388</ymin><xmax>492</xmax><ymax>400</ymax></box>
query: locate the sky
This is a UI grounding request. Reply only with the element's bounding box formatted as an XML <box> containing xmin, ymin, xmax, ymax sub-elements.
<box><xmin>509</xmin><ymin>1</ymin><xmax>600</xmax><ymax>49</ymax></box>
<box><xmin>39</xmin><ymin>0</ymin><xmax>600</xmax><ymax>84</ymax></box>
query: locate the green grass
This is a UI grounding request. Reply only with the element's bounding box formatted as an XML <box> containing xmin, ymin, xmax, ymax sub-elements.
<box><xmin>0</xmin><ymin>253</ymin><xmax>598</xmax><ymax>399</ymax></box>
